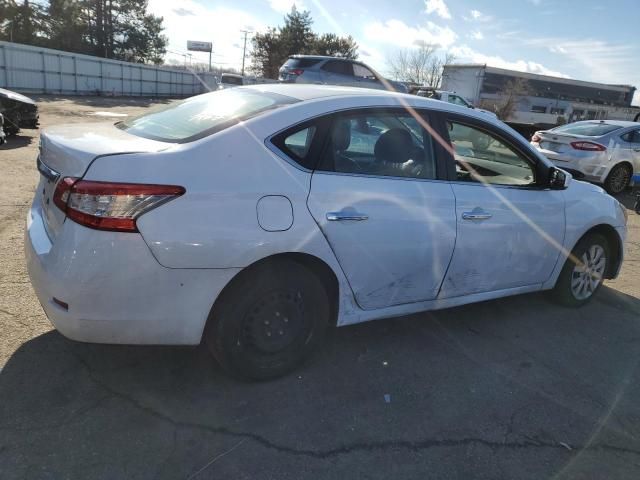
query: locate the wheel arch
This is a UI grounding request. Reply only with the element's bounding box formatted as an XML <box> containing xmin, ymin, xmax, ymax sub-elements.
<box><xmin>576</xmin><ymin>224</ymin><xmax>623</xmax><ymax>279</ymax></box>
<box><xmin>203</xmin><ymin>252</ymin><xmax>341</xmax><ymax>342</ymax></box>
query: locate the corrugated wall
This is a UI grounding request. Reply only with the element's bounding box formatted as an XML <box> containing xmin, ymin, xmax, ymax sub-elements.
<box><xmin>0</xmin><ymin>41</ymin><xmax>207</xmax><ymax>97</ymax></box>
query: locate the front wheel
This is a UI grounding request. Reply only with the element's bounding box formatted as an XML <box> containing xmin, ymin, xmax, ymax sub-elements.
<box><xmin>204</xmin><ymin>260</ymin><xmax>330</xmax><ymax>380</ymax></box>
<box><xmin>604</xmin><ymin>163</ymin><xmax>632</xmax><ymax>195</ymax></box>
<box><xmin>551</xmin><ymin>233</ymin><xmax>609</xmax><ymax>307</ymax></box>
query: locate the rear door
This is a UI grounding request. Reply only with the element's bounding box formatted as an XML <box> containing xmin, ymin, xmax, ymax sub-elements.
<box><xmin>439</xmin><ymin>115</ymin><xmax>565</xmax><ymax>298</ymax></box>
<box><xmin>306</xmin><ymin>108</ymin><xmax>457</xmax><ymax>310</ymax></box>
<box><xmin>320</xmin><ymin>60</ymin><xmax>356</xmax><ymax>87</ymax></box>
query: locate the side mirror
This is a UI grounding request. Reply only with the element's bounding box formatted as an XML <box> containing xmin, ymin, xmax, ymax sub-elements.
<box><xmin>549</xmin><ymin>167</ymin><xmax>571</xmax><ymax>190</ymax></box>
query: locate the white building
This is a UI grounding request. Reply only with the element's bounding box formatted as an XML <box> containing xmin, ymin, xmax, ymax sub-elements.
<box><xmin>441</xmin><ymin>64</ymin><xmax>640</xmax><ymax>129</ymax></box>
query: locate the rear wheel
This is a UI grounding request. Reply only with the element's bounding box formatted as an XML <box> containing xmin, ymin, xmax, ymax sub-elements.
<box><xmin>604</xmin><ymin>163</ymin><xmax>632</xmax><ymax>195</ymax></box>
<box><xmin>551</xmin><ymin>233</ymin><xmax>609</xmax><ymax>307</ymax></box>
<box><xmin>205</xmin><ymin>260</ymin><xmax>330</xmax><ymax>380</ymax></box>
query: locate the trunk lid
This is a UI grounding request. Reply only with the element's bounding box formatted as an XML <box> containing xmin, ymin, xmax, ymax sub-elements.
<box><xmin>536</xmin><ymin>131</ymin><xmax>584</xmax><ymax>154</ymax></box>
<box><xmin>37</xmin><ymin>122</ymin><xmax>172</xmax><ymax>241</ymax></box>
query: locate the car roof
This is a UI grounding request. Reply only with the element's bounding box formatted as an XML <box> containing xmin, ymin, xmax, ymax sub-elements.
<box><xmin>241</xmin><ymin>83</ymin><xmax>407</xmax><ymax>101</ymax></box>
<box><xmin>239</xmin><ymin>84</ymin><xmax>500</xmax><ymax>123</ymax></box>
<box><xmin>0</xmin><ymin>88</ymin><xmax>36</xmax><ymax>105</ymax></box>
<box><xmin>570</xmin><ymin>120</ymin><xmax>638</xmax><ymax>128</ymax></box>
<box><xmin>288</xmin><ymin>55</ymin><xmax>353</xmax><ymax>62</ymax></box>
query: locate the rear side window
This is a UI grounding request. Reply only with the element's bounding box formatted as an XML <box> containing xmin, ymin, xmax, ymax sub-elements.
<box><xmin>322</xmin><ymin>60</ymin><xmax>353</xmax><ymax>76</ymax></box>
<box><xmin>283</xmin><ymin>58</ymin><xmax>322</xmax><ymax>69</ymax></box>
<box><xmin>353</xmin><ymin>64</ymin><xmax>376</xmax><ymax>79</ymax></box>
<box><xmin>621</xmin><ymin>129</ymin><xmax>640</xmax><ymax>144</ymax></box>
<box><xmin>319</xmin><ymin>110</ymin><xmax>437</xmax><ymax>180</ymax></box>
<box><xmin>552</xmin><ymin>122</ymin><xmax>622</xmax><ymax>136</ymax></box>
<box><xmin>271</xmin><ymin>124</ymin><xmax>319</xmax><ymax>169</ymax></box>
<box><xmin>118</xmin><ymin>89</ymin><xmax>298</xmax><ymax>143</ymax></box>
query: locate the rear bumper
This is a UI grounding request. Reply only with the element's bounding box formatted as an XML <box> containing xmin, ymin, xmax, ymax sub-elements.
<box><xmin>25</xmin><ymin>198</ymin><xmax>240</xmax><ymax>345</ymax></box>
<box><xmin>534</xmin><ymin>147</ymin><xmax>610</xmax><ymax>183</ymax></box>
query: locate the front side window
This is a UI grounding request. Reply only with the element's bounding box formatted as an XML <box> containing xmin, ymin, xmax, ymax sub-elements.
<box><xmin>319</xmin><ymin>111</ymin><xmax>437</xmax><ymax>180</ymax></box>
<box><xmin>448</xmin><ymin>121</ymin><xmax>535</xmax><ymax>186</ymax></box>
<box><xmin>118</xmin><ymin>89</ymin><xmax>297</xmax><ymax>142</ymax></box>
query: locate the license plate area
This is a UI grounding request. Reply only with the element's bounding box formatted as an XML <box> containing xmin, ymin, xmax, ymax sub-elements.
<box><xmin>540</xmin><ymin>141</ymin><xmax>564</xmax><ymax>153</ymax></box>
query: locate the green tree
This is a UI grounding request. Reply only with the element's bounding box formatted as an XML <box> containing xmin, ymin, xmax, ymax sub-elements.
<box><xmin>311</xmin><ymin>33</ymin><xmax>358</xmax><ymax>58</ymax></box>
<box><xmin>0</xmin><ymin>0</ymin><xmax>47</xmax><ymax>45</ymax></box>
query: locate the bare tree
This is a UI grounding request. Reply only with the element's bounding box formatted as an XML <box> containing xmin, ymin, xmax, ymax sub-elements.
<box><xmin>386</xmin><ymin>44</ymin><xmax>455</xmax><ymax>87</ymax></box>
<box><xmin>479</xmin><ymin>78</ymin><xmax>531</xmax><ymax>120</ymax></box>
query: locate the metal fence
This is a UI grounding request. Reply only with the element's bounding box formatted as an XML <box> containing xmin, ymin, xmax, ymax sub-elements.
<box><xmin>0</xmin><ymin>41</ymin><xmax>206</xmax><ymax>97</ymax></box>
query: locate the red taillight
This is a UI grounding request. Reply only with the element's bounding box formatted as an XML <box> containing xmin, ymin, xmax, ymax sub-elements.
<box><xmin>570</xmin><ymin>141</ymin><xmax>606</xmax><ymax>151</ymax></box>
<box><xmin>53</xmin><ymin>176</ymin><xmax>77</xmax><ymax>211</ymax></box>
<box><xmin>531</xmin><ymin>134</ymin><xmax>541</xmax><ymax>143</ymax></box>
<box><xmin>289</xmin><ymin>69</ymin><xmax>304</xmax><ymax>76</ymax></box>
<box><xmin>53</xmin><ymin>178</ymin><xmax>185</xmax><ymax>232</ymax></box>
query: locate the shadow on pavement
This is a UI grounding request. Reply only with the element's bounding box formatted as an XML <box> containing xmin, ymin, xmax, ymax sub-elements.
<box><xmin>2</xmin><ymin>289</ymin><xmax>640</xmax><ymax>479</ymax></box>
<box><xmin>0</xmin><ymin>134</ymin><xmax>34</xmax><ymax>151</ymax></box>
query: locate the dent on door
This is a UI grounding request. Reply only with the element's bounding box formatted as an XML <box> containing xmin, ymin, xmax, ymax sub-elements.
<box><xmin>307</xmin><ymin>173</ymin><xmax>458</xmax><ymax>310</ymax></box>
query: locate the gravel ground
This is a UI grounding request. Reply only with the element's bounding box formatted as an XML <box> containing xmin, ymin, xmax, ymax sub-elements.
<box><xmin>1</xmin><ymin>96</ymin><xmax>640</xmax><ymax>479</ymax></box>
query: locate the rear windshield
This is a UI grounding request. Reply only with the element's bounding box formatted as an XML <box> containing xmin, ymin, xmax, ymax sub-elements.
<box><xmin>552</xmin><ymin>122</ymin><xmax>623</xmax><ymax>136</ymax></box>
<box><xmin>118</xmin><ymin>89</ymin><xmax>298</xmax><ymax>143</ymax></box>
<box><xmin>284</xmin><ymin>58</ymin><xmax>322</xmax><ymax>69</ymax></box>
<box><xmin>221</xmin><ymin>74</ymin><xmax>243</xmax><ymax>85</ymax></box>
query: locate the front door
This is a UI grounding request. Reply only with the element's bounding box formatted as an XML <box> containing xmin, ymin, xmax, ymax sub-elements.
<box><xmin>307</xmin><ymin>108</ymin><xmax>457</xmax><ymax>310</ymax></box>
<box><xmin>439</xmin><ymin>117</ymin><xmax>566</xmax><ymax>298</ymax></box>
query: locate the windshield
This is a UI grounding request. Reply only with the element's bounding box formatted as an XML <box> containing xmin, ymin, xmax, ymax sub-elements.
<box><xmin>552</xmin><ymin>122</ymin><xmax>623</xmax><ymax>136</ymax></box>
<box><xmin>118</xmin><ymin>89</ymin><xmax>297</xmax><ymax>142</ymax></box>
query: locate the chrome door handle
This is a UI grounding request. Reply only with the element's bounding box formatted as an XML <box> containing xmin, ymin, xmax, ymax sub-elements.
<box><xmin>326</xmin><ymin>212</ymin><xmax>369</xmax><ymax>221</ymax></box>
<box><xmin>462</xmin><ymin>212</ymin><xmax>492</xmax><ymax>221</ymax></box>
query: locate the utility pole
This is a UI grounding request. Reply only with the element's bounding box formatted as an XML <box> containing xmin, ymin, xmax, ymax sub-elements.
<box><xmin>240</xmin><ymin>30</ymin><xmax>251</xmax><ymax>76</ymax></box>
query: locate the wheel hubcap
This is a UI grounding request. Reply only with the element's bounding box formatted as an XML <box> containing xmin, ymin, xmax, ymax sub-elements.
<box><xmin>610</xmin><ymin>167</ymin><xmax>630</xmax><ymax>193</ymax></box>
<box><xmin>243</xmin><ymin>291</ymin><xmax>304</xmax><ymax>354</ymax></box>
<box><xmin>571</xmin><ymin>245</ymin><xmax>606</xmax><ymax>300</ymax></box>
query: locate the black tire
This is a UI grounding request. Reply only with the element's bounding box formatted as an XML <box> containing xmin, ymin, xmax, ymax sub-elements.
<box><xmin>5</xmin><ymin>112</ymin><xmax>21</xmax><ymax>137</ymax></box>
<box><xmin>551</xmin><ymin>233</ymin><xmax>609</xmax><ymax>307</ymax></box>
<box><xmin>204</xmin><ymin>260</ymin><xmax>330</xmax><ymax>380</ymax></box>
<box><xmin>604</xmin><ymin>163</ymin><xmax>632</xmax><ymax>195</ymax></box>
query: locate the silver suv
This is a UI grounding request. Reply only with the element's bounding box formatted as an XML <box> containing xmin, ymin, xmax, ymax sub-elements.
<box><xmin>278</xmin><ymin>55</ymin><xmax>407</xmax><ymax>93</ymax></box>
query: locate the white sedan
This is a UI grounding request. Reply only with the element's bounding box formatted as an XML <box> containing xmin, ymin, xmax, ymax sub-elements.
<box><xmin>26</xmin><ymin>85</ymin><xmax>627</xmax><ymax>379</ymax></box>
<box><xmin>531</xmin><ymin>120</ymin><xmax>640</xmax><ymax>194</ymax></box>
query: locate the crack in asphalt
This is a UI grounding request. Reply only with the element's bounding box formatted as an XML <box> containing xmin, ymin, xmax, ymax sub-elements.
<box><xmin>66</xmin><ymin>349</ymin><xmax>640</xmax><ymax>461</ymax></box>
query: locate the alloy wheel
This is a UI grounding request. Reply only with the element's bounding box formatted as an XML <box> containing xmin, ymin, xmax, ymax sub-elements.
<box><xmin>570</xmin><ymin>245</ymin><xmax>606</xmax><ymax>300</ymax></box>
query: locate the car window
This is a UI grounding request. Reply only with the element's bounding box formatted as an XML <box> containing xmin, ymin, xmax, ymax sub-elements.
<box><xmin>552</xmin><ymin>122</ymin><xmax>622</xmax><ymax>136</ymax></box>
<box><xmin>283</xmin><ymin>126</ymin><xmax>317</xmax><ymax>159</ymax></box>
<box><xmin>449</xmin><ymin>95</ymin><xmax>469</xmax><ymax>107</ymax></box>
<box><xmin>321</xmin><ymin>60</ymin><xmax>353</xmax><ymax>76</ymax></box>
<box><xmin>283</xmin><ymin>57</ymin><xmax>322</xmax><ymax>69</ymax></box>
<box><xmin>319</xmin><ymin>111</ymin><xmax>437</xmax><ymax>180</ymax></box>
<box><xmin>271</xmin><ymin>124</ymin><xmax>319</xmax><ymax>169</ymax></box>
<box><xmin>448</xmin><ymin>121</ymin><xmax>535</xmax><ymax>186</ymax></box>
<box><xmin>118</xmin><ymin>89</ymin><xmax>298</xmax><ymax>143</ymax></box>
<box><xmin>353</xmin><ymin>64</ymin><xmax>376</xmax><ymax>80</ymax></box>
<box><xmin>621</xmin><ymin>129</ymin><xmax>640</xmax><ymax>144</ymax></box>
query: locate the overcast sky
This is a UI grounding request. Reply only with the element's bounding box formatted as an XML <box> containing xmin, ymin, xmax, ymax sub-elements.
<box><xmin>150</xmin><ymin>0</ymin><xmax>640</xmax><ymax>105</ymax></box>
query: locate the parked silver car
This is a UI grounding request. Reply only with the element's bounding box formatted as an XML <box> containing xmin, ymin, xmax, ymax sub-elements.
<box><xmin>532</xmin><ymin>120</ymin><xmax>640</xmax><ymax>194</ymax></box>
<box><xmin>278</xmin><ymin>55</ymin><xmax>407</xmax><ymax>93</ymax></box>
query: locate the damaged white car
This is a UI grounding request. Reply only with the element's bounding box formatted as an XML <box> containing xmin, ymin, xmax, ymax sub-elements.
<box><xmin>26</xmin><ymin>85</ymin><xmax>627</xmax><ymax>379</ymax></box>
